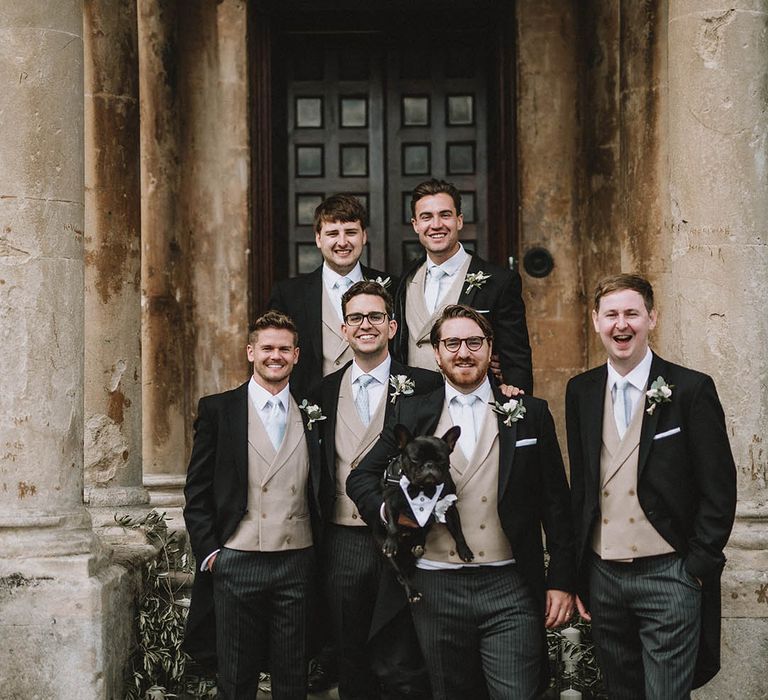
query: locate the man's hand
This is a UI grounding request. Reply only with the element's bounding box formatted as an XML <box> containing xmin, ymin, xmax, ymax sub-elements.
<box><xmin>575</xmin><ymin>594</ymin><xmax>591</xmax><ymax>622</ymax></box>
<box><xmin>206</xmin><ymin>551</ymin><xmax>218</xmax><ymax>572</ymax></box>
<box><xmin>545</xmin><ymin>589</ymin><xmax>575</xmax><ymax>629</ymax></box>
<box><xmin>498</xmin><ymin>383</ymin><xmax>525</xmax><ymax>399</ymax></box>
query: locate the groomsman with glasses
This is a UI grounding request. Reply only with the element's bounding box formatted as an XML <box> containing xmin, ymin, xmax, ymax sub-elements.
<box><xmin>315</xmin><ymin>280</ymin><xmax>442</xmax><ymax>700</ymax></box>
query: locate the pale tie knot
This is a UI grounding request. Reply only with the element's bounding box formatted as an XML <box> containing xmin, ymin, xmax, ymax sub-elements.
<box><xmin>355</xmin><ymin>374</ymin><xmax>377</xmax><ymax>426</ymax></box>
<box><xmin>613</xmin><ymin>379</ymin><xmax>632</xmax><ymax>439</ymax></box>
<box><xmin>264</xmin><ymin>398</ymin><xmax>286</xmax><ymax>450</ymax></box>
<box><xmin>453</xmin><ymin>394</ymin><xmax>479</xmax><ymax>459</ymax></box>
<box><xmin>336</xmin><ymin>276</ymin><xmax>353</xmax><ymax>291</ymax></box>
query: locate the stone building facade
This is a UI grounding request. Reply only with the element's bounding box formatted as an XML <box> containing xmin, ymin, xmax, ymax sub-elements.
<box><xmin>0</xmin><ymin>1</ymin><xmax>765</xmax><ymax>697</ymax></box>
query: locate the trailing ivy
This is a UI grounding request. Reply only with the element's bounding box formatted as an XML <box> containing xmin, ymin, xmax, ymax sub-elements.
<box><xmin>118</xmin><ymin>511</ymin><xmax>216</xmax><ymax>700</ymax></box>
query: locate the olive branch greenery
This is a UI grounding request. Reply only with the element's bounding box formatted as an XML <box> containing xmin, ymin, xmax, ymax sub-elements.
<box><xmin>118</xmin><ymin>511</ymin><xmax>216</xmax><ymax>700</ymax></box>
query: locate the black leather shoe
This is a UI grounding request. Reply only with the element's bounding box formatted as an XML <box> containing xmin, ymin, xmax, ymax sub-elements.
<box><xmin>307</xmin><ymin>656</ymin><xmax>338</xmax><ymax>693</ymax></box>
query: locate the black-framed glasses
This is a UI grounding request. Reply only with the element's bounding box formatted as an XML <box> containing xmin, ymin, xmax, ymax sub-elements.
<box><xmin>343</xmin><ymin>311</ymin><xmax>389</xmax><ymax>326</ymax></box>
<box><xmin>439</xmin><ymin>336</ymin><xmax>488</xmax><ymax>352</ymax></box>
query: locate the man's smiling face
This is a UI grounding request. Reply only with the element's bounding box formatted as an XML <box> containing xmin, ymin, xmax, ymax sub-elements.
<box><xmin>592</xmin><ymin>288</ymin><xmax>657</xmax><ymax>375</ymax></box>
<box><xmin>247</xmin><ymin>328</ymin><xmax>299</xmax><ymax>391</ymax></box>
<box><xmin>434</xmin><ymin>317</ymin><xmax>491</xmax><ymax>392</ymax></box>
<box><xmin>341</xmin><ymin>293</ymin><xmax>396</xmax><ymax>362</ymax></box>
<box><xmin>411</xmin><ymin>192</ymin><xmax>463</xmax><ymax>264</ymax></box>
<box><xmin>315</xmin><ymin>218</ymin><xmax>367</xmax><ymax>275</ymax></box>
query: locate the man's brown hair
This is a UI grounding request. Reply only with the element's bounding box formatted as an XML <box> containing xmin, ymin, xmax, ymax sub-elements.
<box><xmin>313</xmin><ymin>193</ymin><xmax>368</xmax><ymax>233</ymax></box>
<box><xmin>593</xmin><ymin>274</ymin><xmax>655</xmax><ymax>313</ymax></box>
<box><xmin>341</xmin><ymin>280</ymin><xmax>394</xmax><ymax>318</ymax></box>
<box><xmin>248</xmin><ymin>310</ymin><xmax>299</xmax><ymax>346</ymax></box>
<box><xmin>430</xmin><ymin>304</ymin><xmax>493</xmax><ymax>347</ymax></box>
<box><xmin>410</xmin><ymin>179</ymin><xmax>462</xmax><ymax>218</ymax></box>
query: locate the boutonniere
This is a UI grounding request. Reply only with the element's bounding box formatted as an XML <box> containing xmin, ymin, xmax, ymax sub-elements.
<box><xmin>489</xmin><ymin>398</ymin><xmax>526</xmax><ymax>426</ymax></box>
<box><xmin>367</xmin><ymin>275</ymin><xmax>391</xmax><ymax>289</ymax></box>
<box><xmin>645</xmin><ymin>376</ymin><xmax>673</xmax><ymax>415</ymax></box>
<box><xmin>298</xmin><ymin>400</ymin><xmax>326</xmax><ymax>430</ymax></box>
<box><xmin>465</xmin><ymin>270</ymin><xmax>491</xmax><ymax>293</ymax></box>
<box><xmin>389</xmin><ymin>374</ymin><xmax>415</xmax><ymax>404</ymax></box>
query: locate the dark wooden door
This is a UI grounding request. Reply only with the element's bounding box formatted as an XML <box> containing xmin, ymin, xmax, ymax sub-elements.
<box><xmin>282</xmin><ymin>34</ymin><xmax>489</xmax><ymax>277</ymax></box>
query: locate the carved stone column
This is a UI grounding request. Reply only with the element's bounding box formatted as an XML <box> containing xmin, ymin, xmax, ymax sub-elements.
<box><xmin>667</xmin><ymin>3</ymin><xmax>768</xmax><ymax>697</ymax></box>
<box><xmin>0</xmin><ymin>2</ymin><xmax>129</xmax><ymax>696</ymax></box>
<box><xmin>83</xmin><ymin>0</ymin><xmax>149</xmax><ymax>517</ymax></box>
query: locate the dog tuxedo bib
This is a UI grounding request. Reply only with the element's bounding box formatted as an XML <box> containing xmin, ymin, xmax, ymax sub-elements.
<box><xmin>398</xmin><ymin>475</ymin><xmax>458</xmax><ymax>527</ymax></box>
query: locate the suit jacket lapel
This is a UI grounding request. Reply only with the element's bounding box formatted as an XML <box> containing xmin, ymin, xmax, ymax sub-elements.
<box><xmin>264</xmin><ymin>397</ymin><xmax>304</xmax><ymax>483</ymax></box>
<box><xmin>321</xmin><ymin>365</ymin><xmax>347</xmax><ymax>486</ymax></box>
<box><xmin>227</xmin><ymin>382</ymin><xmax>250</xmax><ymax>488</ymax></box>
<box><xmin>638</xmin><ymin>352</ymin><xmax>667</xmax><ymax>479</ymax></box>
<box><xmin>307</xmin><ymin>266</ymin><xmax>324</xmax><ymax>368</ymax></box>
<box><xmin>585</xmin><ymin>365</ymin><xmax>608</xmax><ymax>485</ymax></box>
<box><xmin>494</xmin><ymin>385</ymin><xmax>519</xmax><ymax>498</ymax></box>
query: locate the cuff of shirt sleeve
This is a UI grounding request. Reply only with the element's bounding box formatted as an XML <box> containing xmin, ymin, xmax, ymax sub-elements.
<box><xmin>200</xmin><ymin>548</ymin><xmax>220</xmax><ymax>572</ymax></box>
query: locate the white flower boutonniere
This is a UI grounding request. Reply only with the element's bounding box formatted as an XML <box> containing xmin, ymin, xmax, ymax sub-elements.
<box><xmin>465</xmin><ymin>270</ymin><xmax>491</xmax><ymax>293</ymax></box>
<box><xmin>434</xmin><ymin>494</ymin><xmax>458</xmax><ymax>523</ymax></box>
<box><xmin>645</xmin><ymin>376</ymin><xmax>673</xmax><ymax>415</ymax></box>
<box><xmin>490</xmin><ymin>398</ymin><xmax>526</xmax><ymax>427</ymax></box>
<box><xmin>366</xmin><ymin>275</ymin><xmax>391</xmax><ymax>289</ymax></box>
<box><xmin>299</xmin><ymin>400</ymin><xmax>326</xmax><ymax>430</ymax></box>
<box><xmin>389</xmin><ymin>374</ymin><xmax>416</xmax><ymax>404</ymax></box>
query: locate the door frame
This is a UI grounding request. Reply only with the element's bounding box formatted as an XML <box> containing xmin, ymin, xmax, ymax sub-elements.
<box><xmin>248</xmin><ymin>2</ymin><xmax>519</xmax><ymax>318</ymax></box>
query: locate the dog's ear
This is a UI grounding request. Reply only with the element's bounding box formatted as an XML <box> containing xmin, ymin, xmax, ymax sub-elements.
<box><xmin>394</xmin><ymin>424</ymin><xmax>413</xmax><ymax>449</ymax></box>
<box><xmin>441</xmin><ymin>425</ymin><xmax>461</xmax><ymax>452</ymax></box>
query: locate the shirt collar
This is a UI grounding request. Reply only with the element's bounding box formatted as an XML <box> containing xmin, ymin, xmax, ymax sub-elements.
<box><xmin>248</xmin><ymin>376</ymin><xmax>291</xmax><ymax>412</ymax></box>
<box><xmin>426</xmin><ymin>244</ymin><xmax>467</xmax><ymax>277</ymax></box>
<box><xmin>607</xmin><ymin>346</ymin><xmax>653</xmax><ymax>392</ymax></box>
<box><xmin>350</xmin><ymin>355</ymin><xmax>392</xmax><ymax>386</ymax></box>
<box><xmin>445</xmin><ymin>376</ymin><xmax>492</xmax><ymax>406</ymax></box>
<box><xmin>322</xmin><ymin>261</ymin><xmax>364</xmax><ymax>288</ymax></box>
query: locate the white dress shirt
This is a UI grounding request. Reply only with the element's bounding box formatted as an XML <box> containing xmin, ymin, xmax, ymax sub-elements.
<box><xmin>424</xmin><ymin>245</ymin><xmax>468</xmax><ymax>312</ymax></box>
<box><xmin>322</xmin><ymin>262</ymin><xmax>364</xmax><ymax>321</ymax></box>
<box><xmin>607</xmin><ymin>347</ymin><xmax>653</xmax><ymax>433</ymax></box>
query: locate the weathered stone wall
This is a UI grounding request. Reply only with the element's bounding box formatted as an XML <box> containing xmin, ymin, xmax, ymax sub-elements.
<box><xmin>516</xmin><ymin>0</ymin><xmax>585</xmax><ymax>438</ymax></box>
<box><xmin>83</xmin><ymin>0</ymin><xmax>148</xmax><ymax>509</ymax></box>
<box><xmin>666</xmin><ymin>3</ymin><xmax>768</xmax><ymax>697</ymax></box>
<box><xmin>139</xmin><ymin>0</ymin><xmax>250</xmax><ymax>501</ymax></box>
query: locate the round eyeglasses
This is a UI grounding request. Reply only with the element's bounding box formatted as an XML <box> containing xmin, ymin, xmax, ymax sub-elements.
<box><xmin>438</xmin><ymin>336</ymin><xmax>488</xmax><ymax>352</ymax></box>
<box><xmin>343</xmin><ymin>311</ymin><xmax>389</xmax><ymax>326</ymax></box>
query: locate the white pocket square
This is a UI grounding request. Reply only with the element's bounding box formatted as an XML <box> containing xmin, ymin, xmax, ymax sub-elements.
<box><xmin>653</xmin><ymin>427</ymin><xmax>681</xmax><ymax>441</ymax></box>
<box><xmin>476</xmin><ymin>309</ymin><xmax>490</xmax><ymax>314</ymax></box>
<box><xmin>515</xmin><ymin>438</ymin><xmax>537</xmax><ymax>447</ymax></box>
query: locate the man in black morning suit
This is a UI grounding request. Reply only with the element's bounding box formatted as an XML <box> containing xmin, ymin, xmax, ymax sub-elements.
<box><xmin>392</xmin><ymin>179</ymin><xmax>532</xmax><ymax>393</ymax></box>
<box><xmin>348</xmin><ymin>305</ymin><xmax>576</xmax><ymax>700</ymax></box>
<box><xmin>566</xmin><ymin>274</ymin><xmax>737</xmax><ymax>698</ymax></box>
<box><xmin>315</xmin><ymin>280</ymin><xmax>442</xmax><ymax>700</ymax></box>
<box><xmin>268</xmin><ymin>193</ymin><xmax>394</xmax><ymax>397</ymax></box>
<box><xmin>183</xmin><ymin>311</ymin><xmax>323</xmax><ymax>699</ymax></box>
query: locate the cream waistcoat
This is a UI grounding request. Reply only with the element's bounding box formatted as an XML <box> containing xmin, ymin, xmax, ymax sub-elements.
<box><xmin>405</xmin><ymin>256</ymin><xmax>473</xmax><ymax>372</ymax></box>
<box><xmin>332</xmin><ymin>368</ymin><xmax>388</xmax><ymax>525</ymax></box>
<box><xmin>225</xmin><ymin>395</ymin><xmax>312</xmax><ymax>551</ymax></box>
<box><xmin>423</xmin><ymin>401</ymin><xmax>513</xmax><ymax>564</ymax></box>
<box><xmin>592</xmin><ymin>381</ymin><xmax>674</xmax><ymax>560</ymax></box>
<box><xmin>322</xmin><ymin>284</ymin><xmax>354</xmax><ymax>375</ymax></box>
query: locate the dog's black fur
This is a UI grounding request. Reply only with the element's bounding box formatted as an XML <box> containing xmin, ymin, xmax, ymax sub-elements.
<box><xmin>378</xmin><ymin>424</ymin><xmax>474</xmax><ymax>602</ymax></box>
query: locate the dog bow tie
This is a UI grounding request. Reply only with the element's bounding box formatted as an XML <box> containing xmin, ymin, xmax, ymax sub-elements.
<box><xmin>407</xmin><ymin>484</ymin><xmax>438</xmax><ymax>499</ymax></box>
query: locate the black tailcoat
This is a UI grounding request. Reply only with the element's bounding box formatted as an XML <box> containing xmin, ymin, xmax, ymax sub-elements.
<box><xmin>565</xmin><ymin>352</ymin><xmax>737</xmax><ymax>688</ymax></box>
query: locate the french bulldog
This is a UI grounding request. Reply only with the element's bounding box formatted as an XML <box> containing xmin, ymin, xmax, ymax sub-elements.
<box><xmin>379</xmin><ymin>424</ymin><xmax>474</xmax><ymax>602</ymax></box>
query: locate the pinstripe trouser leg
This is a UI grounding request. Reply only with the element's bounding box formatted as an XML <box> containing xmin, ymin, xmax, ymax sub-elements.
<box><xmin>589</xmin><ymin>553</ymin><xmax>701</xmax><ymax>700</ymax></box>
<box><xmin>411</xmin><ymin>565</ymin><xmax>541</xmax><ymax>700</ymax></box>
<box><xmin>323</xmin><ymin>524</ymin><xmax>384</xmax><ymax>700</ymax></box>
<box><xmin>213</xmin><ymin>546</ymin><xmax>314</xmax><ymax>700</ymax></box>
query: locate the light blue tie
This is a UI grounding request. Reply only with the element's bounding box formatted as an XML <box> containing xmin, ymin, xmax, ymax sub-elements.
<box><xmin>426</xmin><ymin>268</ymin><xmax>448</xmax><ymax>314</ymax></box>
<box><xmin>453</xmin><ymin>394</ymin><xmax>478</xmax><ymax>458</ymax></box>
<box><xmin>264</xmin><ymin>399</ymin><xmax>286</xmax><ymax>450</ymax></box>
<box><xmin>613</xmin><ymin>380</ymin><xmax>631</xmax><ymax>438</ymax></box>
<box><xmin>355</xmin><ymin>374</ymin><xmax>376</xmax><ymax>426</ymax></box>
